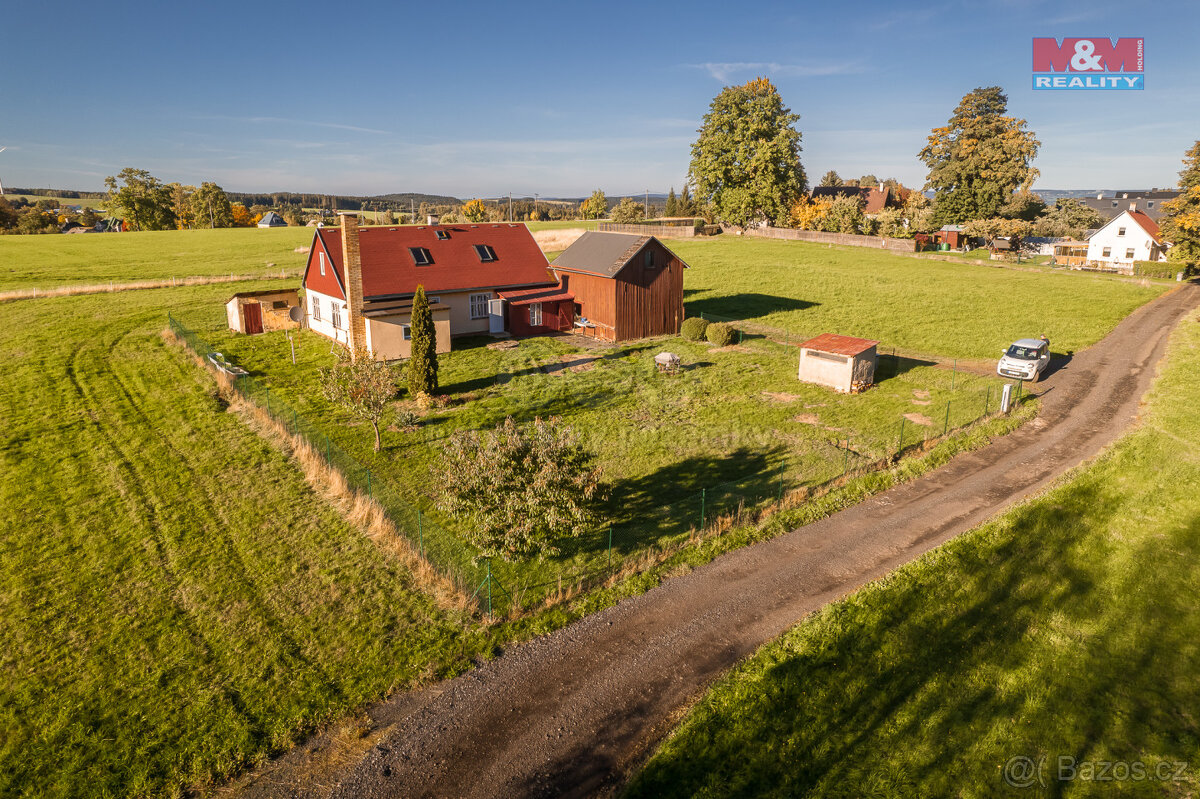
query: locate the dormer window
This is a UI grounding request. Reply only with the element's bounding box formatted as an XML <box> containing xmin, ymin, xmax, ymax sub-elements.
<box><xmin>436</xmin><ymin>230</ymin><xmax>450</xmax><ymax>240</ymax></box>
<box><xmin>474</xmin><ymin>244</ymin><xmax>497</xmax><ymax>262</ymax></box>
<box><xmin>410</xmin><ymin>247</ymin><xmax>433</xmax><ymax>265</ymax></box>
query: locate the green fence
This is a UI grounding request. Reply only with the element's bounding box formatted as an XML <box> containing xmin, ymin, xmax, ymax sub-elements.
<box><xmin>168</xmin><ymin>313</ymin><xmax>1026</xmax><ymax>618</ymax></box>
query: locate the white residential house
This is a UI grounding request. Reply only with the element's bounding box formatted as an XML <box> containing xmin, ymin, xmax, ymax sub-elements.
<box><xmin>1085</xmin><ymin>204</ymin><xmax>1169</xmax><ymax>272</ymax></box>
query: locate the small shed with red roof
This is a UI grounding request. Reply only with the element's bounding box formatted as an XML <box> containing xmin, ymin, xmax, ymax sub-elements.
<box><xmin>797</xmin><ymin>333</ymin><xmax>878</xmax><ymax>393</ymax></box>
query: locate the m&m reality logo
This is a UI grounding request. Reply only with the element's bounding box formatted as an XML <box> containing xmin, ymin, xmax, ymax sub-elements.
<box><xmin>1032</xmin><ymin>38</ymin><xmax>1144</xmax><ymax>90</ymax></box>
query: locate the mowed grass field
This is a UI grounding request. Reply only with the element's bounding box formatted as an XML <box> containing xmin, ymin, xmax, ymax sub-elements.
<box><xmin>0</xmin><ymin>227</ymin><xmax>314</xmax><ymax>290</ymax></box>
<box><xmin>0</xmin><ymin>285</ymin><xmax>487</xmax><ymax>796</ymax></box>
<box><xmin>670</xmin><ymin>236</ymin><xmax>1168</xmax><ymax>359</ymax></box>
<box><xmin>627</xmin><ymin>308</ymin><xmax>1200</xmax><ymax>799</ymax></box>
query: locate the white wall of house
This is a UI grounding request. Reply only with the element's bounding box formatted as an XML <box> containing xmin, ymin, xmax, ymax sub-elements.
<box><xmin>1086</xmin><ymin>211</ymin><xmax>1165</xmax><ymax>269</ymax></box>
<box><xmin>306</xmin><ymin>288</ymin><xmax>350</xmax><ymax>346</ymax></box>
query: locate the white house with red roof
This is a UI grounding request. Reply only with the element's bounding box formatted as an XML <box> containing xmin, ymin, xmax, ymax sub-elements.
<box><xmin>1085</xmin><ymin>204</ymin><xmax>1169</xmax><ymax>272</ymax></box>
<box><xmin>301</xmin><ymin>215</ymin><xmax>570</xmax><ymax>360</ymax></box>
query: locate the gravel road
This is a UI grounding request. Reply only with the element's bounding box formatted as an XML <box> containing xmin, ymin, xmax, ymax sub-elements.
<box><xmin>237</xmin><ymin>284</ymin><xmax>1197</xmax><ymax>799</ymax></box>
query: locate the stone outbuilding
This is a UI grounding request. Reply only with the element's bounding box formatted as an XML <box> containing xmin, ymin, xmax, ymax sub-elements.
<box><xmin>797</xmin><ymin>333</ymin><xmax>878</xmax><ymax>393</ymax></box>
<box><xmin>226</xmin><ymin>289</ymin><xmax>301</xmax><ymax>334</ymax></box>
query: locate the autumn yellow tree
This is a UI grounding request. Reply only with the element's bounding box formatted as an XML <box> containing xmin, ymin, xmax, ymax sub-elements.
<box><xmin>787</xmin><ymin>196</ymin><xmax>831</xmax><ymax>230</ymax></box>
<box><xmin>1161</xmin><ymin>141</ymin><xmax>1200</xmax><ymax>263</ymax></box>
<box><xmin>461</xmin><ymin>198</ymin><xmax>488</xmax><ymax>222</ymax></box>
<box><xmin>230</xmin><ymin>203</ymin><xmax>254</xmax><ymax>227</ymax></box>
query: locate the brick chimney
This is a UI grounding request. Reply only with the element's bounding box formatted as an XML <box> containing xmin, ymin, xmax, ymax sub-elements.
<box><xmin>1129</xmin><ymin>202</ymin><xmax>1137</xmax><ymax>212</ymax></box>
<box><xmin>340</xmin><ymin>214</ymin><xmax>367</xmax><ymax>359</ymax></box>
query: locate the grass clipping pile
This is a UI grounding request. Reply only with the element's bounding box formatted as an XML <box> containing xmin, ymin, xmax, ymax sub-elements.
<box><xmin>161</xmin><ymin>328</ymin><xmax>469</xmax><ymax>615</ymax></box>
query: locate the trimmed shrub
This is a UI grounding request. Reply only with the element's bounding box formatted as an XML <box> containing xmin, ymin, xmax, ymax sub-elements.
<box><xmin>680</xmin><ymin>317</ymin><xmax>710</xmax><ymax>341</ymax></box>
<box><xmin>706</xmin><ymin>322</ymin><xmax>736</xmax><ymax>347</ymax></box>
<box><xmin>1134</xmin><ymin>260</ymin><xmax>1187</xmax><ymax>280</ymax></box>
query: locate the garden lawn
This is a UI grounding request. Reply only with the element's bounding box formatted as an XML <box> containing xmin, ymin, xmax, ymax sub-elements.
<box><xmin>0</xmin><ymin>226</ymin><xmax>314</xmax><ymax>290</ymax></box>
<box><xmin>670</xmin><ymin>236</ymin><xmax>1167</xmax><ymax>359</ymax></box>
<box><xmin>197</xmin><ymin>310</ymin><xmax>1009</xmax><ymax>606</ymax></box>
<box><xmin>0</xmin><ymin>285</ymin><xmax>480</xmax><ymax>796</ymax></box>
<box><xmin>626</xmin><ymin>307</ymin><xmax>1200</xmax><ymax>799</ymax></box>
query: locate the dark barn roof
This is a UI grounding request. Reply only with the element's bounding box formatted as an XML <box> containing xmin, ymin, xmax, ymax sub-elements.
<box><xmin>551</xmin><ymin>231</ymin><xmax>690</xmax><ymax>277</ymax></box>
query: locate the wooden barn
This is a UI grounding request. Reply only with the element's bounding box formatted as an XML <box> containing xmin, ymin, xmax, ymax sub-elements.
<box><xmin>226</xmin><ymin>289</ymin><xmax>301</xmax><ymax>334</ymax></box>
<box><xmin>550</xmin><ymin>232</ymin><xmax>687</xmax><ymax>342</ymax></box>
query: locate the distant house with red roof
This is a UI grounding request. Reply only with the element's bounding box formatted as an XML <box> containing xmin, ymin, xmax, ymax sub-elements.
<box><xmin>301</xmin><ymin>215</ymin><xmax>569</xmax><ymax>360</ymax></box>
<box><xmin>810</xmin><ymin>186</ymin><xmax>894</xmax><ymax>215</ymax></box>
<box><xmin>1084</xmin><ymin>204</ymin><xmax>1169</xmax><ymax>272</ymax></box>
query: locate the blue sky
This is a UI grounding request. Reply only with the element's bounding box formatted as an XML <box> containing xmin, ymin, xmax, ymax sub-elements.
<box><xmin>2</xmin><ymin>0</ymin><xmax>1196</xmax><ymax>197</ymax></box>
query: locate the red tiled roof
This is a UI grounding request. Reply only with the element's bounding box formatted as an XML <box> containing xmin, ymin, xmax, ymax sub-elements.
<box><xmin>810</xmin><ymin>186</ymin><xmax>892</xmax><ymax>214</ymax></box>
<box><xmin>1127</xmin><ymin>210</ymin><xmax>1163</xmax><ymax>243</ymax></box>
<box><xmin>497</xmin><ymin>286</ymin><xmax>573</xmax><ymax>305</ymax></box>
<box><xmin>800</xmin><ymin>333</ymin><xmax>879</xmax><ymax>357</ymax></box>
<box><xmin>312</xmin><ymin>223</ymin><xmax>555</xmax><ymax>298</ymax></box>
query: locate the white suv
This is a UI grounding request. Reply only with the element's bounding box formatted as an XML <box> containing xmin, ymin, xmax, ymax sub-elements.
<box><xmin>998</xmin><ymin>337</ymin><xmax>1050</xmax><ymax>382</ymax></box>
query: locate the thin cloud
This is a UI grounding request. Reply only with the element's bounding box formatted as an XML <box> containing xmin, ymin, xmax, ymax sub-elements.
<box><xmin>192</xmin><ymin>114</ymin><xmax>390</xmax><ymax>135</ymax></box>
<box><xmin>688</xmin><ymin>61</ymin><xmax>865</xmax><ymax>82</ymax></box>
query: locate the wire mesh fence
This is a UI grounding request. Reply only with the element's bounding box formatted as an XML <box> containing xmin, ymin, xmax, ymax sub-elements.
<box><xmin>168</xmin><ymin>312</ymin><xmax>1028</xmax><ymax>618</ymax></box>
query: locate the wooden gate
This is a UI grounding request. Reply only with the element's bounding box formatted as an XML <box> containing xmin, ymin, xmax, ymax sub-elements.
<box><xmin>243</xmin><ymin>302</ymin><xmax>263</xmax><ymax>334</ymax></box>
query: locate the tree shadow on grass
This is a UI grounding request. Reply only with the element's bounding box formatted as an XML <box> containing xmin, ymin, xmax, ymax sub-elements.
<box><xmin>685</xmin><ymin>293</ymin><xmax>819</xmax><ymax>322</ymax></box>
<box><xmin>875</xmin><ymin>353</ymin><xmax>937</xmax><ymax>381</ymax></box>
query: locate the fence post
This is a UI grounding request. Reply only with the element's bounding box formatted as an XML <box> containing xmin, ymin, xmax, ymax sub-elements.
<box><xmin>898</xmin><ymin>417</ymin><xmax>906</xmax><ymax>455</ymax></box>
<box><xmin>777</xmin><ymin>464</ymin><xmax>784</xmax><ymax>505</ymax></box>
<box><xmin>951</xmin><ymin>359</ymin><xmax>957</xmax><ymax>391</ymax></box>
<box><xmin>292</xmin><ymin>408</ymin><xmax>297</xmax><ymax>434</ymax></box>
<box><xmin>265</xmin><ymin>388</ymin><xmax>270</xmax><ymax>415</ymax></box>
<box><xmin>984</xmin><ymin>386</ymin><xmax>990</xmax><ymax>415</ymax></box>
<box><xmin>326</xmin><ymin>434</ymin><xmax>331</xmax><ymax>464</ymax></box>
<box><xmin>607</xmin><ymin>528</ymin><xmax>613</xmax><ymax>570</ymax></box>
<box><xmin>700</xmin><ymin>488</ymin><xmax>706</xmax><ymax>530</ymax></box>
<box><xmin>843</xmin><ymin>440</ymin><xmax>850</xmax><ymax>475</ymax></box>
<box><xmin>366</xmin><ymin>468</ymin><xmax>372</xmax><ymax>497</ymax></box>
<box><xmin>943</xmin><ymin>401</ymin><xmax>951</xmax><ymax>436</ymax></box>
<box><xmin>486</xmin><ymin>560</ymin><xmax>493</xmax><ymax>620</ymax></box>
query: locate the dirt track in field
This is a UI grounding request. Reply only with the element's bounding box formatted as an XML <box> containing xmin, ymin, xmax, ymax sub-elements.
<box><xmin>233</xmin><ymin>284</ymin><xmax>1198</xmax><ymax>799</ymax></box>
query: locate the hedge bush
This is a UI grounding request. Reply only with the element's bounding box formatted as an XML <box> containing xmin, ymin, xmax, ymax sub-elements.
<box><xmin>706</xmin><ymin>322</ymin><xmax>736</xmax><ymax>347</ymax></box>
<box><xmin>1133</xmin><ymin>260</ymin><xmax>1187</xmax><ymax>280</ymax></box>
<box><xmin>680</xmin><ymin>317</ymin><xmax>710</xmax><ymax>341</ymax></box>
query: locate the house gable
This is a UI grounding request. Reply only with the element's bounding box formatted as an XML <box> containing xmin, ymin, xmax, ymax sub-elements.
<box><xmin>301</xmin><ymin>229</ymin><xmax>347</xmax><ymax>301</ymax></box>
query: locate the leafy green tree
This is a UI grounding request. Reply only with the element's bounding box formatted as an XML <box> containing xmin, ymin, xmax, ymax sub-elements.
<box><xmin>1161</xmin><ymin>141</ymin><xmax>1200</xmax><ymax>263</ymax></box>
<box><xmin>688</xmin><ymin>77</ymin><xmax>806</xmax><ymax>227</ymax></box>
<box><xmin>610</xmin><ymin>197</ymin><xmax>645</xmax><ymax>224</ymax></box>
<box><xmin>859</xmin><ymin>174</ymin><xmax>879</xmax><ymax>188</ymax></box>
<box><xmin>664</xmin><ymin>187</ymin><xmax>678</xmax><ymax>217</ymax></box>
<box><xmin>0</xmin><ymin>197</ymin><xmax>18</xmax><ymax>230</ymax></box>
<box><xmin>407</xmin><ymin>286</ymin><xmax>438</xmax><ymax>397</ymax></box>
<box><xmin>580</xmin><ymin>189</ymin><xmax>608</xmax><ymax>219</ymax></box>
<box><xmin>1032</xmin><ymin>199</ymin><xmax>1104</xmax><ymax>238</ymax></box>
<box><xmin>461</xmin><ymin>198</ymin><xmax>488</xmax><ymax>222</ymax></box>
<box><xmin>919</xmin><ymin>86</ymin><xmax>1040</xmax><ymax>225</ymax></box>
<box><xmin>875</xmin><ymin>208</ymin><xmax>907</xmax><ymax>238</ymax></box>
<box><xmin>436</xmin><ymin>417</ymin><xmax>605</xmax><ymax>560</ymax></box>
<box><xmin>167</xmin><ymin>183</ymin><xmax>196</xmax><ymax>229</ymax></box>
<box><xmin>823</xmin><ymin>194</ymin><xmax>865</xmax><ymax>234</ymax></box>
<box><xmin>320</xmin><ymin>346</ymin><xmax>401</xmax><ymax>452</ymax></box>
<box><xmin>190</xmin><ymin>182</ymin><xmax>233</xmax><ymax>228</ymax></box>
<box><xmin>819</xmin><ymin>170</ymin><xmax>842</xmax><ymax>187</ymax></box>
<box><xmin>104</xmin><ymin>167</ymin><xmax>176</xmax><ymax>231</ymax></box>
<box><xmin>1001</xmin><ymin>189</ymin><xmax>1047</xmax><ymax>221</ymax></box>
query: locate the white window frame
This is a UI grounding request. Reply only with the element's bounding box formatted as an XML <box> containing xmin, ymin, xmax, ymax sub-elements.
<box><xmin>319</xmin><ymin>251</ymin><xmax>326</xmax><ymax>275</ymax></box>
<box><xmin>401</xmin><ymin>324</ymin><xmax>412</xmax><ymax>340</ymax></box>
<box><xmin>529</xmin><ymin>302</ymin><xmax>543</xmax><ymax>327</ymax></box>
<box><xmin>311</xmin><ymin>294</ymin><xmax>321</xmax><ymax>322</ymax></box>
<box><xmin>331</xmin><ymin>302</ymin><xmax>342</xmax><ymax>330</ymax></box>
<box><xmin>1102</xmin><ymin>246</ymin><xmax>1112</xmax><ymax>257</ymax></box>
<box><xmin>1117</xmin><ymin>227</ymin><xmax>1126</xmax><ymax>236</ymax></box>
<box><xmin>470</xmin><ymin>292</ymin><xmax>490</xmax><ymax>319</ymax></box>
<box><xmin>1125</xmin><ymin>248</ymin><xmax>1135</xmax><ymax>259</ymax></box>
